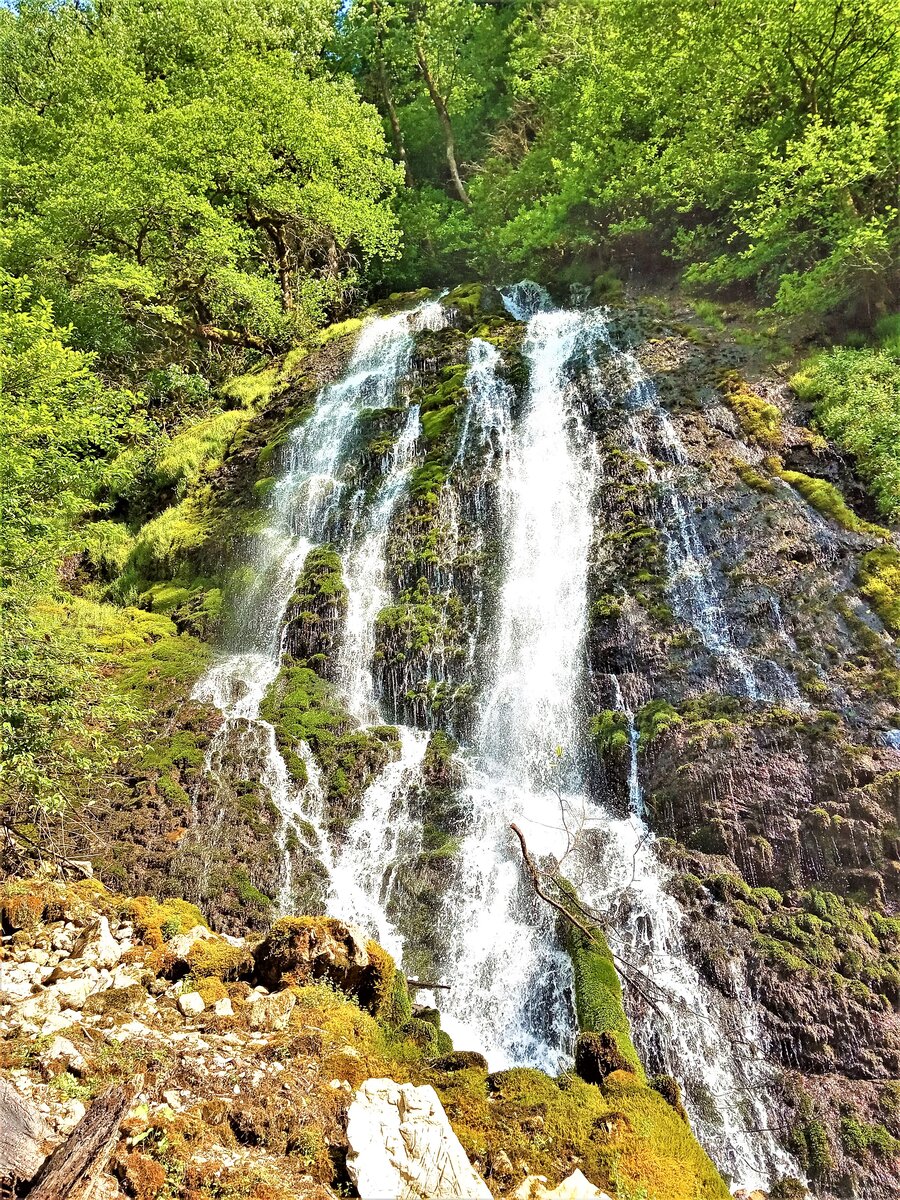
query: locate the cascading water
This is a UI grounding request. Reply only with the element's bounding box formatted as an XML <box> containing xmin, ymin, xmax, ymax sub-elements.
<box><xmin>434</xmin><ymin>284</ymin><xmax>798</xmax><ymax>1187</ymax></box>
<box><xmin>194</xmin><ymin>283</ymin><xmax>801</xmax><ymax>1192</ymax></box>
<box><xmin>194</xmin><ymin>298</ymin><xmax>444</xmax><ymax>913</ymax></box>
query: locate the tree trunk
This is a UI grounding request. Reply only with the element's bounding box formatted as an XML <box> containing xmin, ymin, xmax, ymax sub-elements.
<box><xmin>0</xmin><ymin>1078</ymin><xmax>53</xmax><ymax>1189</ymax></box>
<box><xmin>376</xmin><ymin>57</ymin><xmax>415</xmax><ymax>188</ymax></box>
<box><xmin>27</xmin><ymin>1082</ymin><xmax>136</xmax><ymax>1200</ymax></box>
<box><xmin>414</xmin><ymin>41</ymin><xmax>472</xmax><ymax>206</ymax></box>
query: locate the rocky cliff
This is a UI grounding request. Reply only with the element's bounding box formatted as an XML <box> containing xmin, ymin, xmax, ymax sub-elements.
<box><xmin>7</xmin><ymin>283</ymin><xmax>898</xmax><ymax>1199</ymax></box>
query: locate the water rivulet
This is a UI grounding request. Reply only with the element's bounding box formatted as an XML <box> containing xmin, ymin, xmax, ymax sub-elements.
<box><xmin>195</xmin><ymin>285</ymin><xmax>900</xmax><ymax>1193</ymax></box>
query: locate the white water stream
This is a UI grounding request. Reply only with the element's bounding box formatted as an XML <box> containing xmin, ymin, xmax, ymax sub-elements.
<box><xmin>194</xmin><ymin>286</ymin><xmax>799</xmax><ymax>1191</ymax></box>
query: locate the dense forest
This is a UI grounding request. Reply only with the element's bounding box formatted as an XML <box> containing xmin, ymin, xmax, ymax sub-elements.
<box><xmin>3</xmin><ymin>0</ymin><xmax>899</xmax><ymax>814</ymax></box>
<box><xmin>2</xmin><ymin>3</ymin><xmax>900</xmax><ymax>1199</ymax></box>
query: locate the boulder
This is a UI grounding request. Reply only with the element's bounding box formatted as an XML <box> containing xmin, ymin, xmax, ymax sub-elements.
<box><xmin>245</xmin><ymin>989</ymin><xmax>295</xmax><ymax>1032</ymax></box>
<box><xmin>40</xmin><ymin>1036</ymin><xmax>86</xmax><ymax>1076</ymax></box>
<box><xmin>53</xmin><ymin>976</ymin><xmax>96</xmax><ymax>1011</ymax></box>
<box><xmin>346</xmin><ymin>1078</ymin><xmax>492</xmax><ymax>1200</ymax></box>
<box><xmin>167</xmin><ymin>925</ymin><xmax>215</xmax><ymax>960</ymax></box>
<box><xmin>176</xmin><ymin>992</ymin><xmax>205</xmax><ymax>1017</ymax></box>
<box><xmin>70</xmin><ymin>917</ymin><xmax>122</xmax><ymax>970</ymax></box>
<box><xmin>253</xmin><ymin>917</ymin><xmax>392</xmax><ymax>1014</ymax></box>
<box><xmin>514</xmin><ymin>1170</ymin><xmax>612</xmax><ymax>1200</ymax></box>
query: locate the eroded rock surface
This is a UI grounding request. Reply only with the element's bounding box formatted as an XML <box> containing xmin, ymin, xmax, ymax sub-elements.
<box><xmin>346</xmin><ymin>1078</ymin><xmax>493</xmax><ymax>1200</ymax></box>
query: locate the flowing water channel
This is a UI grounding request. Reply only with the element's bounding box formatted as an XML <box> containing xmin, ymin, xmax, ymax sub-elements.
<box><xmin>194</xmin><ymin>286</ymin><xmax>800</xmax><ymax>1190</ymax></box>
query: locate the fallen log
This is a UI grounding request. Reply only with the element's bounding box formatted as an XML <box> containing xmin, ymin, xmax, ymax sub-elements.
<box><xmin>26</xmin><ymin>1081</ymin><xmax>137</xmax><ymax>1200</ymax></box>
<box><xmin>0</xmin><ymin>1077</ymin><xmax>53</xmax><ymax>1190</ymax></box>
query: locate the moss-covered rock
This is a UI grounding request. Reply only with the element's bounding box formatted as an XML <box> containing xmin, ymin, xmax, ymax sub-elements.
<box><xmin>282</xmin><ymin>546</ymin><xmax>347</xmax><ymax>678</ymax></box>
<box><xmin>252</xmin><ymin>917</ymin><xmax>395</xmax><ymax>1017</ymax></box>
<box><xmin>574</xmin><ymin>1030</ymin><xmax>636</xmax><ymax>1084</ymax></box>
<box><xmin>260</xmin><ymin>663</ymin><xmax>399</xmax><ymax>835</ymax></box>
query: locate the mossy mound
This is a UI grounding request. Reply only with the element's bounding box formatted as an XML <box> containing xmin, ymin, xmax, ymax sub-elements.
<box><xmin>260</xmin><ymin>663</ymin><xmax>399</xmax><ymax>831</ymax></box>
<box><xmin>768</xmin><ymin>459</ymin><xmax>891</xmax><ymax>539</ymax></box>
<box><xmin>282</xmin><ymin>545</ymin><xmax>348</xmax><ymax>677</ymax></box>
<box><xmin>858</xmin><ymin>545</ymin><xmax>900</xmax><ymax>634</ymax></box>
<box><xmin>722</xmin><ymin>375</ymin><xmax>783</xmax><ymax>447</ymax></box>
<box><xmin>252</xmin><ymin>916</ymin><xmax>395</xmax><ymax>1017</ymax></box>
<box><xmin>432</xmin><ymin>1065</ymin><xmax>728</xmax><ymax>1200</ymax></box>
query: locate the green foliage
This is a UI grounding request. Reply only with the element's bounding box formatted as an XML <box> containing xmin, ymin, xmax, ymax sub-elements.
<box><xmin>794</xmin><ymin>348</ymin><xmax>900</xmax><ymax>521</ymax></box>
<box><xmin>589</xmin><ymin>710</ymin><xmax>630</xmax><ymax>757</ymax></box>
<box><xmin>154</xmin><ymin>411</ymin><xmax>253</xmax><ymax>498</ymax></box>
<box><xmin>857</xmin><ymin>546</ymin><xmax>900</xmax><ymax>634</ymax></box>
<box><xmin>0</xmin><ymin>0</ymin><xmax>400</xmax><ymax>368</ymax></box>
<box><xmin>0</xmin><ymin>274</ymin><xmax>148</xmax><ymax>812</ymax></box>
<box><xmin>342</xmin><ymin>0</ymin><xmax>900</xmax><ymax>325</ymax></box>
<box><xmin>769</xmin><ymin>460</ymin><xmax>891</xmax><ymax>538</ymax></box>
<box><xmin>635</xmin><ymin>700</ymin><xmax>682</xmax><ymax>748</ymax></box>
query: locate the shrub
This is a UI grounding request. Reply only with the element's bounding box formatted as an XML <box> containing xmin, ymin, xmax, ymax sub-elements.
<box><xmin>793</xmin><ymin>348</ymin><xmax>900</xmax><ymax>521</ymax></box>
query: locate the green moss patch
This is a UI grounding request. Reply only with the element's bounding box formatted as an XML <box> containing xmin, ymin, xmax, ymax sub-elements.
<box><xmin>722</xmin><ymin>376</ymin><xmax>783</xmax><ymax>447</ymax></box>
<box><xmin>260</xmin><ymin>663</ymin><xmax>399</xmax><ymax>830</ymax></box>
<box><xmin>857</xmin><ymin>545</ymin><xmax>900</xmax><ymax>634</ymax></box>
<box><xmin>768</xmin><ymin>460</ymin><xmax>891</xmax><ymax>539</ymax></box>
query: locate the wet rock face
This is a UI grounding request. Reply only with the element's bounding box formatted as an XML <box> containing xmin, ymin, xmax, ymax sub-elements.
<box><xmin>579</xmin><ymin>318</ymin><xmax>900</xmax><ymax>1197</ymax></box>
<box><xmin>643</xmin><ymin>711</ymin><xmax>899</xmax><ymax>900</ymax></box>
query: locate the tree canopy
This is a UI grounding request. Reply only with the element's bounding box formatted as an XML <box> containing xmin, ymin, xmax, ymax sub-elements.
<box><xmin>0</xmin><ymin>0</ymin><xmax>401</xmax><ymax>372</ymax></box>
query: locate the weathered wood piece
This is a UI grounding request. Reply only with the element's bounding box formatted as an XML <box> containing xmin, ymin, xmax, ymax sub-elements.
<box><xmin>27</xmin><ymin>1082</ymin><xmax>135</xmax><ymax>1200</ymax></box>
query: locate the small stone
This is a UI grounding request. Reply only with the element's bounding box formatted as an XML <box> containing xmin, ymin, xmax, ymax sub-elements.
<box><xmin>514</xmin><ymin>1170</ymin><xmax>612</xmax><ymax>1200</ymax></box>
<box><xmin>25</xmin><ymin>949</ymin><xmax>50</xmax><ymax>966</ymax></box>
<box><xmin>59</xmin><ymin>1099</ymin><xmax>87</xmax><ymax>1133</ymax></box>
<box><xmin>41</xmin><ymin>1035</ymin><xmax>86</xmax><ymax>1075</ymax></box>
<box><xmin>213</xmin><ymin>997</ymin><xmax>234</xmax><ymax>1018</ymax></box>
<box><xmin>162</xmin><ymin>1089</ymin><xmax>182</xmax><ymax>1111</ymax></box>
<box><xmin>177</xmin><ymin>992</ymin><xmax>205</xmax><ymax>1017</ymax></box>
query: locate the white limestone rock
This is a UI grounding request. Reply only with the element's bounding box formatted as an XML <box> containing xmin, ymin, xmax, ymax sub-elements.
<box><xmin>41</xmin><ymin>1035</ymin><xmax>86</xmax><ymax>1076</ymax></box>
<box><xmin>346</xmin><ymin>1078</ymin><xmax>492</xmax><ymax>1200</ymax></box>
<box><xmin>514</xmin><ymin>1170</ymin><xmax>613</xmax><ymax>1200</ymax></box>
<box><xmin>246</xmin><ymin>989</ymin><xmax>296</xmax><ymax>1032</ymax></box>
<box><xmin>70</xmin><ymin>916</ymin><xmax>122</xmax><ymax>970</ymax></box>
<box><xmin>53</xmin><ymin>975</ymin><xmax>96</xmax><ymax>1010</ymax></box>
<box><xmin>167</xmin><ymin>925</ymin><xmax>215</xmax><ymax>960</ymax></box>
<box><xmin>177</xmin><ymin>991</ymin><xmax>206</xmax><ymax>1017</ymax></box>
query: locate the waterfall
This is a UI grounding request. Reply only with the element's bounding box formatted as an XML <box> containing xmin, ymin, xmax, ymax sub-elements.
<box><xmin>433</xmin><ymin>288</ymin><xmax>798</xmax><ymax>1188</ymax></box>
<box><xmin>194</xmin><ymin>284</ymin><xmax>801</xmax><ymax>1192</ymax></box>
<box><xmin>193</xmin><ymin>298</ymin><xmax>444</xmax><ymax>911</ymax></box>
<box><xmin>436</xmin><ymin>301</ymin><xmax>609</xmax><ymax>1072</ymax></box>
<box><xmin>598</xmin><ymin>677</ymin><xmax>798</xmax><ymax>1187</ymax></box>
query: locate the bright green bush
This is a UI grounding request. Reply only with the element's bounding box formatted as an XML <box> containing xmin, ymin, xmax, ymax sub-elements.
<box><xmin>793</xmin><ymin>348</ymin><xmax>900</xmax><ymax>522</ymax></box>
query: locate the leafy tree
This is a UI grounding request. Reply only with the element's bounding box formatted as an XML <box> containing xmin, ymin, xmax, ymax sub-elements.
<box><xmin>0</xmin><ymin>271</ymin><xmax>145</xmax><ymax>815</ymax></box>
<box><xmin>0</xmin><ymin>0</ymin><xmax>401</xmax><ymax>371</ymax></box>
<box><xmin>341</xmin><ymin>1</ymin><xmax>515</xmax><ymax>207</ymax></box>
